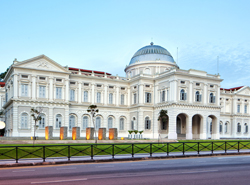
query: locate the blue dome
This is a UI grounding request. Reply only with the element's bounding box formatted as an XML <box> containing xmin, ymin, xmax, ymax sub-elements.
<box><xmin>129</xmin><ymin>42</ymin><xmax>175</xmax><ymax>65</ymax></box>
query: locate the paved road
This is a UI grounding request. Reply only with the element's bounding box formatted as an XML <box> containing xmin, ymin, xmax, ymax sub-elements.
<box><xmin>1</xmin><ymin>155</ymin><xmax>250</xmax><ymax>185</ymax></box>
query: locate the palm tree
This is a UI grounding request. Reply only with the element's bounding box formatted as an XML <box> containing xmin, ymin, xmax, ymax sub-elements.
<box><xmin>30</xmin><ymin>107</ymin><xmax>43</xmax><ymax>146</ymax></box>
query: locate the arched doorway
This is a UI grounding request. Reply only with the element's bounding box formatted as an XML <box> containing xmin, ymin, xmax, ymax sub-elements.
<box><xmin>158</xmin><ymin>114</ymin><xmax>169</xmax><ymax>138</ymax></box>
<box><xmin>176</xmin><ymin>113</ymin><xmax>188</xmax><ymax>139</ymax></box>
<box><xmin>208</xmin><ymin>115</ymin><xmax>219</xmax><ymax>139</ymax></box>
<box><xmin>192</xmin><ymin>114</ymin><xmax>203</xmax><ymax>139</ymax></box>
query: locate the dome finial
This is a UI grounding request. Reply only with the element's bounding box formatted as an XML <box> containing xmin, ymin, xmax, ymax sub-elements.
<box><xmin>150</xmin><ymin>42</ymin><xmax>154</xmax><ymax>45</ymax></box>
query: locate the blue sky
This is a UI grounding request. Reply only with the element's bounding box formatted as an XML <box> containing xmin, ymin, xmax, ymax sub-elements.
<box><xmin>0</xmin><ymin>0</ymin><xmax>249</xmax><ymax>88</ymax></box>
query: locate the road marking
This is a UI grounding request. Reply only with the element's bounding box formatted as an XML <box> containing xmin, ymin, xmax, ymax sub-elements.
<box><xmin>96</xmin><ymin>165</ymin><xmax>114</xmax><ymax>168</ymax></box>
<box><xmin>56</xmin><ymin>167</ymin><xmax>77</xmax><ymax>170</ymax></box>
<box><xmin>130</xmin><ymin>164</ymin><xmax>148</xmax><ymax>166</ymax></box>
<box><xmin>31</xmin><ymin>178</ymin><xmax>87</xmax><ymax>184</ymax></box>
<box><xmin>12</xmin><ymin>170</ymin><xmax>35</xmax><ymax>172</ymax></box>
<box><xmin>181</xmin><ymin>170</ymin><xmax>218</xmax><ymax>174</ymax></box>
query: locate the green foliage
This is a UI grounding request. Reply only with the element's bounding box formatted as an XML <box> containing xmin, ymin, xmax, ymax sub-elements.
<box><xmin>139</xmin><ymin>131</ymin><xmax>143</xmax><ymax>134</ymax></box>
<box><xmin>134</xmin><ymin>130</ymin><xmax>138</xmax><ymax>134</ymax></box>
<box><xmin>128</xmin><ymin>130</ymin><xmax>134</xmax><ymax>134</ymax></box>
<box><xmin>0</xmin><ymin>68</ymin><xmax>9</xmax><ymax>81</ymax></box>
<box><xmin>158</xmin><ymin>109</ymin><xmax>168</xmax><ymax>122</ymax></box>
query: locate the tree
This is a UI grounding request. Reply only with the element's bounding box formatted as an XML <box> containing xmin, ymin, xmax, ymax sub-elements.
<box><xmin>0</xmin><ymin>68</ymin><xmax>9</xmax><ymax>81</ymax></box>
<box><xmin>87</xmin><ymin>105</ymin><xmax>99</xmax><ymax>143</ymax></box>
<box><xmin>30</xmin><ymin>107</ymin><xmax>43</xmax><ymax>146</ymax></box>
<box><xmin>157</xmin><ymin>109</ymin><xmax>168</xmax><ymax>143</ymax></box>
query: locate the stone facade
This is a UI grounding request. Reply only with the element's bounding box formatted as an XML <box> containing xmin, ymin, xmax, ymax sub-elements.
<box><xmin>1</xmin><ymin>43</ymin><xmax>249</xmax><ymax>139</ymax></box>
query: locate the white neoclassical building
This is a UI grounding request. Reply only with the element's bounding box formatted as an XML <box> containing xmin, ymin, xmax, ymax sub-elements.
<box><xmin>1</xmin><ymin>42</ymin><xmax>250</xmax><ymax>139</ymax></box>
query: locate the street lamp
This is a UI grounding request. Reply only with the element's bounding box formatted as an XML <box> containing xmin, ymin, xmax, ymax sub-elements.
<box><xmin>87</xmin><ymin>105</ymin><xmax>99</xmax><ymax>143</ymax></box>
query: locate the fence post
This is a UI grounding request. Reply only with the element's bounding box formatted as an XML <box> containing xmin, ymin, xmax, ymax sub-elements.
<box><xmin>183</xmin><ymin>143</ymin><xmax>185</xmax><ymax>155</ymax></box>
<box><xmin>112</xmin><ymin>144</ymin><xmax>114</xmax><ymax>159</ymax></box>
<box><xmin>198</xmin><ymin>142</ymin><xmax>200</xmax><ymax>154</ymax></box>
<box><xmin>167</xmin><ymin>143</ymin><xmax>169</xmax><ymax>156</ymax></box>
<box><xmin>212</xmin><ymin>142</ymin><xmax>214</xmax><ymax>154</ymax></box>
<box><xmin>132</xmin><ymin>144</ymin><xmax>134</xmax><ymax>158</ymax></box>
<box><xmin>225</xmin><ymin>142</ymin><xmax>227</xmax><ymax>153</ymax></box>
<box><xmin>43</xmin><ymin>146</ymin><xmax>45</xmax><ymax>162</ymax></box>
<box><xmin>238</xmin><ymin>141</ymin><xmax>240</xmax><ymax>153</ymax></box>
<box><xmin>91</xmin><ymin>145</ymin><xmax>93</xmax><ymax>160</ymax></box>
<box><xmin>68</xmin><ymin>146</ymin><xmax>70</xmax><ymax>161</ymax></box>
<box><xmin>150</xmin><ymin>143</ymin><xmax>152</xmax><ymax>157</ymax></box>
<box><xmin>15</xmin><ymin>146</ymin><xmax>18</xmax><ymax>163</ymax></box>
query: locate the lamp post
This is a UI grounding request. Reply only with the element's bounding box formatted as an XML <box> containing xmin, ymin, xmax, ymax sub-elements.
<box><xmin>87</xmin><ymin>105</ymin><xmax>99</xmax><ymax>144</ymax></box>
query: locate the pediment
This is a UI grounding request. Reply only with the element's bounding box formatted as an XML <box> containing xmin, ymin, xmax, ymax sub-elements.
<box><xmin>236</xmin><ymin>86</ymin><xmax>250</xmax><ymax>95</ymax></box>
<box><xmin>14</xmin><ymin>55</ymin><xmax>69</xmax><ymax>73</ymax></box>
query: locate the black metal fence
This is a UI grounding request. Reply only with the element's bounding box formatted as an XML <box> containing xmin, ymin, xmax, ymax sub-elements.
<box><xmin>1</xmin><ymin>141</ymin><xmax>250</xmax><ymax>163</ymax></box>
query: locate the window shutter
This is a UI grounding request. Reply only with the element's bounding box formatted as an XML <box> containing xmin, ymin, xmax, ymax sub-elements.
<box><xmin>145</xmin><ymin>93</ymin><xmax>147</xmax><ymax>103</ymax></box>
<box><xmin>180</xmin><ymin>92</ymin><xmax>182</xmax><ymax>100</ymax></box>
<box><xmin>131</xmin><ymin>121</ymin><xmax>134</xmax><ymax>130</ymax></box>
<box><xmin>239</xmin><ymin>125</ymin><xmax>241</xmax><ymax>132</ymax></box>
<box><xmin>199</xmin><ymin>94</ymin><xmax>202</xmax><ymax>102</ymax></box>
<box><xmin>149</xmin><ymin>93</ymin><xmax>151</xmax><ymax>103</ymax></box>
<box><xmin>148</xmin><ymin>120</ymin><xmax>151</xmax><ymax>129</ymax></box>
<box><xmin>184</xmin><ymin>93</ymin><xmax>187</xmax><ymax>100</ymax></box>
<box><xmin>246</xmin><ymin>125</ymin><xmax>248</xmax><ymax>133</ymax></box>
<box><xmin>145</xmin><ymin>119</ymin><xmax>147</xmax><ymax>129</ymax></box>
<box><xmin>213</xmin><ymin>96</ymin><xmax>216</xmax><ymax>103</ymax></box>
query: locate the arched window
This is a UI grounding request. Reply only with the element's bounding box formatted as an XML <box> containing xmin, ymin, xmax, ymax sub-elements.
<box><xmin>69</xmin><ymin>115</ymin><xmax>75</xmax><ymax>129</ymax></box>
<box><xmin>108</xmin><ymin>117</ymin><xmax>113</xmax><ymax>129</ymax></box>
<box><xmin>97</xmin><ymin>92</ymin><xmax>101</xmax><ymax>103</ymax></box>
<box><xmin>55</xmin><ymin>114</ymin><xmax>62</xmax><ymax>128</ymax></box>
<box><xmin>84</xmin><ymin>91</ymin><xmax>88</xmax><ymax>102</ymax></box>
<box><xmin>21</xmin><ymin>113</ymin><xmax>28</xmax><ymax>129</ymax></box>
<box><xmin>225</xmin><ymin>122</ymin><xmax>228</xmax><ymax>133</ymax></box>
<box><xmin>131</xmin><ymin>117</ymin><xmax>136</xmax><ymax>130</ymax></box>
<box><xmin>237</xmin><ymin>123</ymin><xmax>241</xmax><ymax>133</ymax></box>
<box><xmin>121</xmin><ymin>94</ymin><xmax>125</xmax><ymax>105</ymax></box>
<box><xmin>120</xmin><ymin>118</ymin><xmax>124</xmax><ymax>130</ymax></box>
<box><xmin>210</xmin><ymin>93</ymin><xmax>215</xmax><ymax>103</ymax></box>
<box><xmin>39</xmin><ymin>114</ymin><xmax>45</xmax><ymax>129</ymax></box>
<box><xmin>96</xmin><ymin>116</ymin><xmax>101</xmax><ymax>130</ymax></box>
<box><xmin>109</xmin><ymin>93</ymin><xmax>113</xmax><ymax>104</ymax></box>
<box><xmin>134</xmin><ymin>93</ymin><xmax>137</xmax><ymax>104</ymax></box>
<box><xmin>145</xmin><ymin>117</ymin><xmax>151</xmax><ymax>130</ymax></box>
<box><xmin>196</xmin><ymin>91</ymin><xmax>201</xmax><ymax>102</ymax></box>
<box><xmin>219</xmin><ymin>121</ymin><xmax>223</xmax><ymax>133</ymax></box>
<box><xmin>82</xmin><ymin>116</ymin><xmax>88</xmax><ymax>130</ymax></box>
<box><xmin>180</xmin><ymin>89</ymin><xmax>186</xmax><ymax>100</ymax></box>
<box><xmin>210</xmin><ymin>122</ymin><xmax>212</xmax><ymax>134</ymax></box>
<box><xmin>245</xmin><ymin>123</ymin><xmax>248</xmax><ymax>133</ymax></box>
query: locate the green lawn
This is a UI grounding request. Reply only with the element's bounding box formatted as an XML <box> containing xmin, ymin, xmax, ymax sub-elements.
<box><xmin>0</xmin><ymin>140</ymin><xmax>250</xmax><ymax>160</ymax></box>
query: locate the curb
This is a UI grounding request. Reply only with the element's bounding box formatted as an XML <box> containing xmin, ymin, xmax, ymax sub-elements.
<box><xmin>1</xmin><ymin>152</ymin><xmax>250</xmax><ymax>168</ymax></box>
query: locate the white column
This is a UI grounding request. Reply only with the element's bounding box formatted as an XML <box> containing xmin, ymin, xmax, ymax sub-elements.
<box><xmin>217</xmin><ymin>86</ymin><xmax>220</xmax><ymax>106</ymax></box>
<box><xmin>13</xmin><ymin>74</ymin><xmax>18</xmax><ymax>99</ymax></box>
<box><xmin>204</xmin><ymin>84</ymin><xmax>207</xmax><ymax>105</ymax></box>
<box><xmin>31</xmin><ymin>76</ymin><xmax>36</xmax><ymax>100</ymax></box>
<box><xmin>138</xmin><ymin>108</ymin><xmax>143</xmax><ymax>131</ymax></box>
<box><xmin>49</xmin><ymin>77</ymin><xmax>53</xmax><ymax>101</ymax></box>
<box><xmin>116</xmin><ymin>86</ymin><xmax>119</xmax><ymax>106</ymax></box>
<box><xmin>127</xmin><ymin>87</ymin><xmax>131</xmax><ymax>106</ymax></box>
<box><xmin>189</xmin><ymin>82</ymin><xmax>193</xmax><ymax>103</ymax></box>
<box><xmin>223</xmin><ymin>98</ymin><xmax>226</xmax><ymax>113</ymax></box>
<box><xmin>186</xmin><ymin>116</ymin><xmax>192</xmax><ymax>139</ymax></box>
<box><xmin>139</xmin><ymin>84</ymin><xmax>144</xmax><ymax>104</ymax></box>
<box><xmin>168</xmin><ymin>114</ymin><xmax>177</xmax><ymax>139</ymax></box>
<box><xmin>104</xmin><ymin>85</ymin><xmax>107</xmax><ymax>105</ymax></box>
<box><xmin>91</xmin><ymin>83</ymin><xmax>95</xmax><ymax>104</ymax></box>
<box><xmin>200</xmin><ymin>116</ymin><xmax>207</xmax><ymax>139</ymax></box>
<box><xmin>65</xmin><ymin>79</ymin><xmax>69</xmax><ymax>101</ymax></box>
<box><xmin>78</xmin><ymin>83</ymin><xmax>81</xmax><ymax>103</ymax></box>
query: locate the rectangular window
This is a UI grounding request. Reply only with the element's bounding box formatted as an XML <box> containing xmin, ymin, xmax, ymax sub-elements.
<box><xmin>84</xmin><ymin>83</ymin><xmax>89</xmax><ymax>86</ymax></box>
<box><xmin>21</xmin><ymin>84</ymin><xmax>28</xmax><ymax>97</ymax></box>
<box><xmin>109</xmin><ymin>93</ymin><xmax>113</xmax><ymax>104</ymax></box>
<box><xmin>121</xmin><ymin>87</ymin><xmax>125</xmax><ymax>90</ymax></box>
<box><xmin>245</xmin><ymin>105</ymin><xmax>247</xmax><ymax>113</ymax></box>
<box><xmin>121</xmin><ymin>94</ymin><xmax>125</xmax><ymax>105</ymax></box>
<box><xmin>162</xmin><ymin>90</ymin><xmax>165</xmax><ymax>102</ymax></box>
<box><xmin>39</xmin><ymin>86</ymin><xmax>46</xmax><ymax>98</ymax></box>
<box><xmin>84</xmin><ymin>91</ymin><xmax>88</xmax><ymax>102</ymax></box>
<box><xmin>109</xmin><ymin>86</ymin><xmax>114</xmax><ymax>89</ymax></box>
<box><xmin>134</xmin><ymin>93</ymin><xmax>137</xmax><ymax>104</ymax></box>
<box><xmin>97</xmin><ymin>84</ymin><xmax>102</xmax><ymax>88</ymax></box>
<box><xmin>39</xmin><ymin>77</ymin><xmax>46</xmax><ymax>80</ymax></box>
<box><xmin>97</xmin><ymin>92</ymin><xmax>101</xmax><ymax>103</ymax></box>
<box><xmin>70</xmin><ymin>81</ymin><xmax>76</xmax><ymax>85</ymax></box>
<box><xmin>70</xmin><ymin>89</ymin><xmax>75</xmax><ymax>101</ymax></box>
<box><xmin>21</xmin><ymin>75</ymin><xmax>28</xmax><ymax>78</ymax></box>
<box><xmin>56</xmin><ymin>78</ymin><xmax>62</xmax><ymax>82</ymax></box>
<box><xmin>56</xmin><ymin>87</ymin><xmax>62</xmax><ymax>99</ymax></box>
<box><xmin>145</xmin><ymin>92</ymin><xmax>151</xmax><ymax>103</ymax></box>
<box><xmin>237</xmin><ymin>104</ymin><xmax>240</xmax><ymax>113</ymax></box>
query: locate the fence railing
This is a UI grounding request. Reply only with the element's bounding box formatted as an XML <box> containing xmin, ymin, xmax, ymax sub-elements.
<box><xmin>1</xmin><ymin>141</ymin><xmax>250</xmax><ymax>163</ymax></box>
